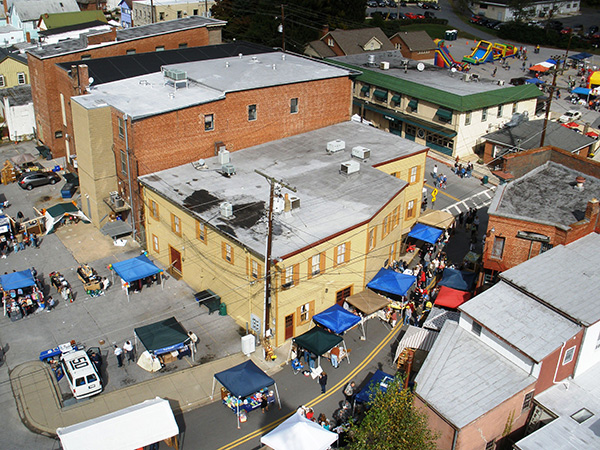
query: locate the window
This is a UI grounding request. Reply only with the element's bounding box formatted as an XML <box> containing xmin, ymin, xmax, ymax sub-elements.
<box><xmin>179</xmin><ymin>43</ymin><xmax>188</xmax><ymax>49</ymax></box>
<box><xmin>335</xmin><ymin>242</ymin><xmax>350</xmax><ymax>266</ymax></box>
<box><xmin>171</xmin><ymin>214</ymin><xmax>181</xmax><ymax>236</ymax></box>
<box><xmin>17</xmin><ymin>72</ymin><xmax>26</xmax><ymax>85</ymax></box>
<box><xmin>193</xmin><ymin>9</ymin><xmax>198</xmax><ymax>15</ymax></box>
<box><xmin>297</xmin><ymin>300</ymin><xmax>315</xmax><ymax>325</ymax></box>
<box><xmin>290</xmin><ymin>98</ymin><xmax>298</xmax><ymax>114</ymax></box>
<box><xmin>382</xmin><ymin>215</ymin><xmax>390</xmax><ymax>238</ymax></box>
<box><xmin>368</xmin><ymin>227</ymin><xmax>376</xmax><ymax>251</ymax></box>
<box><xmin>149</xmin><ymin>200</ymin><xmax>159</xmax><ymax>220</ymax></box>
<box><xmin>540</xmin><ymin>242</ymin><xmax>553</xmax><ymax>254</ymax></box>
<box><xmin>327</xmin><ymin>38</ymin><xmax>334</xmax><ymax>47</ymax></box>
<box><xmin>498</xmin><ymin>104</ymin><xmax>503</xmax><ymax>117</ymax></box>
<box><xmin>472</xmin><ymin>321</ymin><xmax>482</xmax><ymax>336</ymax></box>
<box><xmin>300</xmin><ymin>303</ymin><xmax>310</xmax><ymax>322</ymax></box>
<box><xmin>248</xmin><ymin>104</ymin><xmax>257</xmax><ymax>121</ymax></box>
<box><xmin>55</xmin><ymin>130</ymin><xmax>63</xmax><ymax>139</ymax></box>
<box><xmin>482</xmin><ymin>108</ymin><xmax>488</xmax><ymax>122</ymax></box>
<box><xmin>196</xmin><ymin>221</ymin><xmax>207</xmax><ymax>243</ymax></box>
<box><xmin>389</xmin><ymin>241</ymin><xmax>397</xmax><ymax>261</ymax></box>
<box><xmin>0</xmin><ymin>75</ymin><xmax>5</xmax><ymax>87</ymax></box>
<box><xmin>408</xmin><ymin>99</ymin><xmax>418</xmax><ymax>112</ymax></box>
<box><xmin>152</xmin><ymin>234</ymin><xmax>159</xmax><ymax>252</ymax></box>
<box><xmin>80</xmin><ymin>55</ymin><xmax>91</xmax><ymax>61</ymax></box>
<box><xmin>571</xmin><ymin>408</ymin><xmax>594</xmax><ymax>423</ymax></box>
<box><xmin>336</xmin><ymin>286</ymin><xmax>352</xmax><ymax>305</ymax></box>
<box><xmin>405</xmin><ymin>200</ymin><xmax>415</xmax><ymax>220</ymax></box>
<box><xmin>393</xmin><ymin>205</ymin><xmax>401</xmax><ymax>227</ymax></box>
<box><xmin>563</xmin><ymin>346</ymin><xmax>576</xmax><ymax>365</ymax></box>
<box><xmin>177</xmin><ymin>10</ymin><xmax>182</xmax><ymax>18</ymax></box>
<box><xmin>522</xmin><ymin>391</ymin><xmax>534</xmax><ymax>412</ymax></box>
<box><xmin>204</xmin><ymin>114</ymin><xmax>214</xmax><ymax>131</ymax></box>
<box><xmin>118</xmin><ymin>117</ymin><xmax>125</xmax><ymax>138</ymax></box>
<box><xmin>155</xmin><ymin>46</ymin><xmax>165</xmax><ymax>51</ymax></box>
<box><xmin>308</xmin><ymin>253</ymin><xmax>325</xmax><ymax>278</ymax></box>
<box><xmin>159</xmin><ymin>12</ymin><xmax>165</xmax><ymax>20</ymax></box>
<box><xmin>409</xmin><ymin>165</ymin><xmax>419</xmax><ymax>184</ymax></box>
<box><xmin>484</xmin><ymin>440</ymin><xmax>495</xmax><ymax>450</ymax></box>
<box><xmin>512</xmin><ymin>103</ymin><xmax>518</xmax><ymax>114</ymax></box>
<box><xmin>282</xmin><ymin>264</ymin><xmax>299</xmax><ymax>288</ymax></box>
<box><xmin>126</xmin><ymin>49</ymin><xmax>136</xmax><ymax>55</ymax></box>
<box><xmin>120</xmin><ymin>150</ymin><xmax>127</xmax><ymax>175</ymax></box>
<box><xmin>222</xmin><ymin>242</ymin><xmax>234</xmax><ymax>264</ymax></box>
<box><xmin>491</xmin><ymin>236</ymin><xmax>505</xmax><ymax>259</ymax></box>
<box><xmin>250</xmin><ymin>260</ymin><xmax>261</xmax><ymax>279</ymax></box>
<box><xmin>465</xmin><ymin>111</ymin><xmax>471</xmax><ymax>125</ymax></box>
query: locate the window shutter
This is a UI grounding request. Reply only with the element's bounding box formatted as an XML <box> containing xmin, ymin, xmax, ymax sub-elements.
<box><xmin>230</xmin><ymin>247</ymin><xmax>234</xmax><ymax>265</ymax></box>
<box><xmin>416</xmin><ymin>165</ymin><xmax>421</xmax><ymax>183</ymax></box>
<box><xmin>333</xmin><ymin>246</ymin><xmax>338</xmax><ymax>266</ymax></box>
<box><xmin>293</xmin><ymin>264</ymin><xmax>300</xmax><ymax>286</ymax></box>
<box><xmin>309</xmin><ymin>300</ymin><xmax>315</xmax><ymax>320</ymax></box>
<box><xmin>221</xmin><ymin>242</ymin><xmax>226</xmax><ymax>260</ymax></box>
<box><xmin>320</xmin><ymin>252</ymin><xmax>326</xmax><ymax>274</ymax></box>
<box><xmin>257</xmin><ymin>263</ymin><xmax>262</xmax><ymax>280</ymax></box>
<box><xmin>296</xmin><ymin>306</ymin><xmax>302</xmax><ymax>326</ymax></box>
<box><xmin>345</xmin><ymin>242</ymin><xmax>351</xmax><ymax>263</ymax></box>
<box><xmin>307</xmin><ymin>259</ymin><xmax>313</xmax><ymax>280</ymax></box>
<box><xmin>245</xmin><ymin>257</ymin><xmax>249</xmax><ymax>276</ymax></box>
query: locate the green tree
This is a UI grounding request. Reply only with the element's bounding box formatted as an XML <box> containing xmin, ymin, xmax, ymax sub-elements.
<box><xmin>506</xmin><ymin>0</ymin><xmax>536</xmax><ymax>22</ymax></box>
<box><xmin>346</xmin><ymin>377</ymin><xmax>438</xmax><ymax>450</ymax></box>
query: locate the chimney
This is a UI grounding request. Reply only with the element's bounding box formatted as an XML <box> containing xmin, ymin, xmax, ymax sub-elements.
<box><xmin>320</xmin><ymin>25</ymin><xmax>329</xmax><ymax>38</ymax></box>
<box><xmin>585</xmin><ymin>198</ymin><xmax>599</xmax><ymax>221</ymax></box>
<box><xmin>284</xmin><ymin>193</ymin><xmax>291</xmax><ymax>212</ymax></box>
<box><xmin>4</xmin><ymin>0</ymin><xmax>9</xmax><ymax>25</ymax></box>
<box><xmin>575</xmin><ymin>176</ymin><xmax>586</xmax><ymax>191</ymax></box>
<box><xmin>77</xmin><ymin>64</ymin><xmax>90</xmax><ymax>95</ymax></box>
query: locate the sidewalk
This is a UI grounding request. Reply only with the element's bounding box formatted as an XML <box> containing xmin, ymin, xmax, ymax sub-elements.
<box><xmin>10</xmin><ymin>345</ymin><xmax>288</xmax><ymax>437</ymax></box>
<box><xmin>428</xmin><ymin>151</ymin><xmax>500</xmax><ymax>187</ymax></box>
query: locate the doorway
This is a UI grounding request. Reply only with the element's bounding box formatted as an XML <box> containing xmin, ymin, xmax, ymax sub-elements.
<box><xmin>169</xmin><ymin>246</ymin><xmax>182</xmax><ymax>279</ymax></box>
<box><xmin>336</xmin><ymin>286</ymin><xmax>353</xmax><ymax>306</ymax></box>
<box><xmin>284</xmin><ymin>313</ymin><xmax>294</xmax><ymax>340</ymax></box>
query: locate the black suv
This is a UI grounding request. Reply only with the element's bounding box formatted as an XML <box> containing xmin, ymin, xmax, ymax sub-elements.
<box><xmin>18</xmin><ymin>172</ymin><xmax>61</xmax><ymax>190</ymax></box>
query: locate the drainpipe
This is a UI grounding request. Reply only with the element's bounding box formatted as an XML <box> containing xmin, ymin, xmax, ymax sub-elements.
<box><xmin>123</xmin><ymin>114</ymin><xmax>136</xmax><ymax>240</ymax></box>
<box><xmin>552</xmin><ymin>341</ymin><xmax>566</xmax><ymax>384</ymax></box>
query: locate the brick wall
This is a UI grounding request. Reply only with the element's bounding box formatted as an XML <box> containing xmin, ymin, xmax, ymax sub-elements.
<box><xmin>29</xmin><ymin>24</ymin><xmax>217</xmax><ymax>159</ymax></box>
<box><xmin>414</xmin><ymin>395</ymin><xmax>456</xmax><ymax>450</ymax></box>
<box><xmin>535</xmin><ymin>330</ymin><xmax>583</xmax><ymax>394</ymax></box>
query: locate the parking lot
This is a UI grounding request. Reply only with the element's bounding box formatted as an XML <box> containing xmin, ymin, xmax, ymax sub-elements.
<box><xmin>0</xmin><ymin>141</ymin><xmax>244</xmax><ymax>404</ymax></box>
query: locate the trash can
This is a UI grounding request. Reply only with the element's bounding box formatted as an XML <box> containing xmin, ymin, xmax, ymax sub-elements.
<box><xmin>219</xmin><ymin>302</ymin><xmax>227</xmax><ymax>316</ymax></box>
<box><xmin>61</xmin><ymin>183</ymin><xmax>75</xmax><ymax>199</ymax></box>
<box><xmin>482</xmin><ymin>175</ymin><xmax>489</xmax><ymax>185</ymax></box>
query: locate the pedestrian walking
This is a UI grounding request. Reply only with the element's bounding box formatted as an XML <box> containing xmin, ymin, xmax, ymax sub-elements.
<box><xmin>260</xmin><ymin>392</ymin><xmax>269</xmax><ymax>413</ymax></box>
<box><xmin>114</xmin><ymin>345</ymin><xmax>124</xmax><ymax>367</ymax></box>
<box><xmin>188</xmin><ymin>330</ymin><xmax>199</xmax><ymax>350</ymax></box>
<box><xmin>492</xmin><ymin>67</ymin><xmax>497</xmax><ymax>77</ymax></box>
<box><xmin>30</xmin><ymin>233</ymin><xmax>38</xmax><ymax>248</ymax></box>
<box><xmin>344</xmin><ymin>381</ymin><xmax>356</xmax><ymax>402</ymax></box>
<box><xmin>432</xmin><ymin>164</ymin><xmax>438</xmax><ymax>179</ymax></box>
<box><xmin>46</xmin><ymin>296</ymin><xmax>55</xmax><ymax>312</ymax></box>
<box><xmin>15</xmin><ymin>233</ymin><xmax>24</xmax><ymax>252</ymax></box>
<box><xmin>319</xmin><ymin>371</ymin><xmax>328</xmax><ymax>394</ymax></box>
<box><xmin>123</xmin><ymin>340</ymin><xmax>135</xmax><ymax>363</ymax></box>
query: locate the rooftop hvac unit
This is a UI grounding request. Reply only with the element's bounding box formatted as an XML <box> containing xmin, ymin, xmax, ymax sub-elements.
<box><xmin>327</xmin><ymin>139</ymin><xmax>345</xmax><ymax>154</ymax></box>
<box><xmin>289</xmin><ymin>195</ymin><xmax>300</xmax><ymax>210</ymax></box>
<box><xmin>221</xmin><ymin>163</ymin><xmax>236</xmax><ymax>176</ymax></box>
<box><xmin>220</xmin><ymin>201</ymin><xmax>233</xmax><ymax>219</ymax></box>
<box><xmin>352</xmin><ymin>146</ymin><xmax>370</xmax><ymax>160</ymax></box>
<box><xmin>380</xmin><ymin>61</ymin><xmax>390</xmax><ymax>70</ymax></box>
<box><xmin>163</xmin><ymin>68</ymin><xmax>187</xmax><ymax>81</ymax></box>
<box><xmin>218</xmin><ymin>148</ymin><xmax>230</xmax><ymax>165</ymax></box>
<box><xmin>340</xmin><ymin>160</ymin><xmax>360</xmax><ymax>175</ymax></box>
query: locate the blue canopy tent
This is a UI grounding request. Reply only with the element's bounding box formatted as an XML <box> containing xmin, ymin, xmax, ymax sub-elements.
<box><xmin>407</xmin><ymin>223</ymin><xmax>443</xmax><ymax>245</ymax></box>
<box><xmin>367</xmin><ymin>268</ymin><xmax>416</xmax><ymax>298</ymax></box>
<box><xmin>569</xmin><ymin>52</ymin><xmax>593</xmax><ymax>61</ymax></box>
<box><xmin>312</xmin><ymin>304</ymin><xmax>362</xmax><ymax>356</ymax></box>
<box><xmin>0</xmin><ymin>269</ymin><xmax>35</xmax><ymax>291</ymax></box>
<box><xmin>110</xmin><ymin>254</ymin><xmax>163</xmax><ymax>300</ymax></box>
<box><xmin>525</xmin><ymin>78</ymin><xmax>545</xmax><ymax>85</ymax></box>
<box><xmin>211</xmin><ymin>360</ymin><xmax>281</xmax><ymax>428</ymax></box>
<box><xmin>572</xmin><ymin>87</ymin><xmax>591</xmax><ymax>95</ymax></box>
<box><xmin>354</xmin><ymin>370</ymin><xmax>394</xmax><ymax>404</ymax></box>
<box><xmin>437</xmin><ymin>268</ymin><xmax>476</xmax><ymax>292</ymax></box>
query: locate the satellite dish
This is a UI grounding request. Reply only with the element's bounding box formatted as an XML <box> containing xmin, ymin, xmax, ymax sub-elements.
<box><xmin>88</xmin><ymin>77</ymin><xmax>94</xmax><ymax>85</ymax></box>
<box><xmin>451</xmin><ymin>67</ymin><xmax>457</xmax><ymax>73</ymax></box>
<box><xmin>417</xmin><ymin>62</ymin><xmax>425</xmax><ymax>72</ymax></box>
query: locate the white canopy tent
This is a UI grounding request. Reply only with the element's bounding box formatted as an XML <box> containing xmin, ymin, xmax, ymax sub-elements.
<box><xmin>56</xmin><ymin>397</ymin><xmax>179</xmax><ymax>450</ymax></box>
<box><xmin>260</xmin><ymin>411</ymin><xmax>338</xmax><ymax>450</ymax></box>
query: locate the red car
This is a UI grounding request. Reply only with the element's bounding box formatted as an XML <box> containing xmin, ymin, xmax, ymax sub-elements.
<box><xmin>416</xmin><ymin>14</ymin><xmax>425</xmax><ymax>19</ymax></box>
<box><xmin>405</xmin><ymin>12</ymin><xmax>418</xmax><ymax>19</ymax></box>
<box><xmin>561</xmin><ymin>27</ymin><xmax>572</xmax><ymax>35</ymax></box>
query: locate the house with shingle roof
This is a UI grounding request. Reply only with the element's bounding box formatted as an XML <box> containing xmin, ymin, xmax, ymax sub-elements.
<box><xmin>304</xmin><ymin>27</ymin><xmax>394</xmax><ymax>59</ymax></box>
<box><xmin>389</xmin><ymin>30</ymin><xmax>436</xmax><ymax>62</ymax></box>
<box><xmin>8</xmin><ymin>0</ymin><xmax>80</xmax><ymax>42</ymax></box>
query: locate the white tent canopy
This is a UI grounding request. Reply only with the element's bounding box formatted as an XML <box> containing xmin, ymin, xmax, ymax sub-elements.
<box><xmin>56</xmin><ymin>397</ymin><xmax>179</xmax><ymax>450</ymax></box>
<box><xmin>261</xmin><ymin>411</ymin><xmax>337</xmax><ymax>450</ymax></box>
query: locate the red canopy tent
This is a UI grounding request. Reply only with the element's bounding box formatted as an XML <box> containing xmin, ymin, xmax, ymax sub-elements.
<box><xmin>529</xmin><ymin>64</ymin><xmax>549</xmax><ymax>72</ymax></box>
<box><xmin>434</xmin><ymin>286</ymin><xmax>472</xmax><ymax>309</ymax></box>
<box><xmin>562</xmin><ymin>122</ymin><xmax>579</xmax><ymax>129</ymax></box>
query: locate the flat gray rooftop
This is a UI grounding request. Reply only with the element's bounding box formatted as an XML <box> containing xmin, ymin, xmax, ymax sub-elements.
<box><xmin>28</xmin><ymin>16</ymin><xmax>226</xmax><ymax>59</ymax></box>
<box><xmin>415</xmin><ymin>321</ymin><xmax>536</xmax><ymax>429</ymax></box>
<box><xmin>489</xmin><ymin>161</ymin><xmax>600</xmax><ymax>229</ymax></box>
<box><xmin>500</xmin><ymin>233</ymin><xmax>600</xmax><ymax>326</ymax></box>
<box><xmin>0</xmin><ymin>85</ymin><xmax>32</xmax><ymax>106</ymax></box>
<box><xmin>73</xmin><ymin>52</ymin><xmax>352</xmax><ymax>119</ymax></box>
<box><xmin>460</xmin><ymin>281</ymin><xmax>581</xmax><ymax>362</ymax></box>
<box><xmin>139</xmin><ymin>121</ymin><xmax>426</xmax><ymax>258</ymax></box>
<box><xmin>331</xmin><ymin>50</ymin><xmax>510</xmax><ymax>96</ymax></box>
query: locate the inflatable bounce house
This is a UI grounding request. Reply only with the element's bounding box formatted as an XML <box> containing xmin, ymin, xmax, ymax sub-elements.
<box><xmin>434</xmin><ymin>39</ymin><xmax>470</xmax><ymax>71</ymax></box>
<box><xmin>463</xmin><ymin>40</ymin><xmax>516</xmax><ymax>65</ymax></box>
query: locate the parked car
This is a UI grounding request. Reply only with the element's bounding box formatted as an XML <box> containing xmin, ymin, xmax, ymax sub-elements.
<box><xmin>367</xmin><ymin>0</ymin><xmax>378</xmax><ymax>6</ymax></box>
<box><xmin>429</xmin><ymin>2</ymin><xmax>440</xmax><ymax>9</ymax></box>
<box><xmin>416</xmin><ymin>13</ymin><xmax>425</xmax><ymax>19</ymax></box>
<box><xmin>400</xmin><ymin>1</ymin><xmax>407</xmax><ymax>5</ymax></box>
<box><xmin>405</xmin><ymin>12</ymin><xmax>418</xmax><ymax>19</ymax></box>
<box><xmin>17</xmin><ymin>171</ymin><xmax>61</xmax><ymax>190</ymax></box>
<box><xmin>573</xmin><ymin>24</ymin><xmax>584</xmax><ymax>34</ymax></box>
<box><xmin>398</xmin><ymin>12</ymin><xmax>406</xmax><ymax>19</ymax></box>
<box><xmin>469</xmin><ymin>15</ymin><xmax>482</xmax><ymax>24</ymax></box>
<box><xmin>386</xmin><ymin>0</ymin><xmax>397</xmax><ymax>6</ymax></box>
<box><xmin>560</xmin><ymin>27</ymin><xmax>572</xmax><ymax>35</ymax></box>
<box><xmin>388</xmin><ymin>12</ymin><xmax>398</xmax><ymax>19</ymax></box>
<box><xmin>548</xmin><ymin>20</ymin><xmax>563</xmax><ymax>30</ymax></box>
<box><xmin>587</xmin><ymin>25</ymin><xmax>599</xmax><ymax>37</ymax></box>
<box><xmin>486</xmin><ymin>19</ymin><xmax>501</xmax><ymax>28</ymax></box>
<box><xmin>558</xmin><ymin>110</ymin><xmax>582</xmax><ymax>123</ymax></box>
<box><xmin>424</xmin><ymin>11</ymin><xmax>435</xmax><ymax>18</ymax></box>
<box><xmin>419</xmin><ymin>2</ymin><xmax>430</xmax><ymax>8</ymax></box>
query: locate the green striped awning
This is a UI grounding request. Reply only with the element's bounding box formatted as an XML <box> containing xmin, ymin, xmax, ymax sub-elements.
<box><xmin>391</xmin><ymin>95</ymin><xmax>401</xmax><ymax>103</ymax></box>
<box><xmin>361</xmin><ymin>85</ymin><xmax>370</xmax><ymax>93</ymax></box>
<box><xmin>436</xmin><ymin>108</ymin><xmax>453</xmax><ymax>122</ymax></box>
<box><xmin>408</xmin><ymin>99</ymin><xmax>418</xmax><ymax>110</ymax></box>
<box><xmin>373</xmin><ymin>90</ymin><xmax>388</xmax><ymax>100</ymax></box>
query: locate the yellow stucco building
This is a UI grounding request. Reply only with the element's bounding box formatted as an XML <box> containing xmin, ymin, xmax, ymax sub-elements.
<box><xmin>139</xmin><ymin>121</ymin><xmax>427</xmax><ymax>347</ymax></box>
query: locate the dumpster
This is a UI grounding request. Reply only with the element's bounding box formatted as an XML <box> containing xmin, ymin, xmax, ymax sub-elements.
<box><xmin>61</xmin><ymin>183</ymin><xmax>77</xmax><ymax>199</ymax></box>
<box><xmin>195</xmin><ymin>289</ymin><xmax>221</xmax><ymax>314</ymax></box>
<box><xmin>219</xmin><ymin>302</ymin><xmax>227</xmax><ymax>316</ymax></box>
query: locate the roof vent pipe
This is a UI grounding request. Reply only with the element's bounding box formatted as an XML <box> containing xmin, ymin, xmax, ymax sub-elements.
<box><xmin>575</xmin><ymin>176</ymin><xmax>585</xmax><ymax>191</ymax></box>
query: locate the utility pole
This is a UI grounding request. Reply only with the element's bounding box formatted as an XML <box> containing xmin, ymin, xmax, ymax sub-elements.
<box><xmin>540</xmin><ymin>67</ymin><xmax>559</xmax><ymax>147</ymax></box>
<box><xmin>150</xmin><ymin>0</ymin><xmax>155</xmax><ymax>24</ymax></box>
<box><xmin>255</xmin><ymin>170</ymin><xmax>296</xmax><ymax>338</ymax></box>
<box><xmin>281</xmin><ymin>4</ymin><xmax>285</xmax><ymax>52</ymax></box>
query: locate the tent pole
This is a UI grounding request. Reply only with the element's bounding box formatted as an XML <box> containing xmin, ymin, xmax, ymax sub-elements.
<box><xmin>210</xmin><ymin>377</ymin><xmax>215</xmax><ymax>400</ymax></box>
<box><xmin>274</xmin><ymin>383</ymin><xmax>281</xmax><ymax>409</ymax></box>
<box><xmin>161</xmin><ymin>272</ymin><xmax>164</xmax><ymax>290</ymax></box>
<box><xmin>361</xmin><ymin>317</ymin><xmax>366</xmax><ymax>341</ymax></box>
<box><xmin>344</xmin><ymin>340</ymin><xmax>350</xmax><ymax>364</ymax></box>
<box><xmin>237</xmin><ymin>399</ymin><xmax>241</xmax><ymax>429</ymax></box>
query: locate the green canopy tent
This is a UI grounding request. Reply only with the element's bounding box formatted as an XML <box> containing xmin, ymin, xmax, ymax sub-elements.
<box><xmin>43</xmin><ymin>202</ymin><xmax>90</xmax><ymax>234</ymax></box>
<box><xmin>134</xmin><ymin>317</ymin><xmax>192</xmax><ymax>361</ymax></box>
<box><xmin>292</xmin><ymin>326</ymin><xmax>346</xmax><ymax>368</ymax></box>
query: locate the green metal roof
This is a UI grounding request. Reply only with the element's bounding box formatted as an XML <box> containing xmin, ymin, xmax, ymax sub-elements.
<box><xmin>330</xmin><ymin>60</ymin><xmax>542</xmax><ymax>113</ymax></box>
<box><xmin>41</xmin><ymin>11</ymin><xmax>107</xmax><ymax>30</ymax></box>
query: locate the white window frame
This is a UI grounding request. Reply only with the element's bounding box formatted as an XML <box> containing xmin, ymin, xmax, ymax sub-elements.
<box><xmin>204</xmin><ymin>114</ymin><xmax>214</xmax><ymax>131</ymax></box>
<box><xmin>224</xmin><ymin>243</ymin><xmax>232</xmax><ymax>262</ymax></box>
<box><xmin>300</xmin><ymin>302</ymin><xmax>310</xmax><ymax>322</ymax></box>
<box><xmin>563</xmin><ymin>346</ymin><xmax>576</xmax><ymax>365</ymax></box>
<box><xmin>17</xmin><ymin>72</ymin><xmax>26</xmax><ymax>85</ymax></box>
<box><xmin>290</xmin><ymin>97</ymin><xmax>298</xmax><ymax>114</ymax></box>
<box><xmin>409</xmin><ymin>166</ymin><xmax>418</xmax><ymax>184</ymax></box>
<box><xmin>336</xmin><ymin>243</ymin><xmax>346</xmax><ymax>265</ymax></box>
<box><xmin>465</xmin><ymin>111</ymin><xmax>471</xmax><ymax>125</ymax></box>
<box><xmin>251</xmin><ymin>260</ymin><xmax>259</xmax><ymax>279</ymax></box>
<box><xmin>482</xmin><ymin>108</ymin><xmax>488</xmax><ymax>122</ymax></box>
<box><xmin>284</xmin><ymin>266</ymin><xmax>294</xmax><ymax>286</ymax></box>
<box><xmin>311</xmin><ymin>254</ymin><xmax>320</xmax><ymax>276</ymax></box>
<box><xmin>152</xmin><ymin>234</ymin><xmax>159</xmax><ymax>253</ymax></box>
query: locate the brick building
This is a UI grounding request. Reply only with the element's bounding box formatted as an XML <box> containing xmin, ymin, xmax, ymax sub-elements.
<box><xmin>26</xmin><ymin>16</ymin><xmax>226</xmax><ymax>160</ymax></box>
<box><xmin>482</xmin><ymin>147</ymin><xmax>600</xmax><ymax>285</ymax></box>
<box><xmin>70</xmin><ymin>51</ymin><xmax>353</xmax><ymax>236</ymax></box>
<box><xmin>415</xmin><ymin>233</ymin><xmax>600</xmax><ymax>450</ymax></box>
<box><xmin>138</xmin><ymin>121</ymin><xmax>428</xmax><ymax>346</ymax></box>
<box><xmin>389</xmin><ymin>30</ymin><xmax>436</xmax><ymax>62</ymax></box>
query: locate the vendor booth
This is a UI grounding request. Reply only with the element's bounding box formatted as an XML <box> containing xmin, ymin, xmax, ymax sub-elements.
<box><xmin>57</xmin><ymin>397</ymin><xmax>179</xmax><ymax>450</ymax></box>
<box><xmin>437</xmin><ymin>268</ymin><xmax>476</xmax><ymax>292</ymax></box>
<box><xmin>418</xmin><ymin>209</ymin><xmax>455</xmax><ymax>230</ymax></box>
<box><xmin>354</xmin><ymin>370</ymin><xmax>394</xmax><ymax>405</ymax></box>
<box><xmin>407</xmin><ymin>223</ymin><xmax>443</xmax><ymax>244</ymax></box>
<box><xmin>43</xmin><ymin>202</ymin><xmax>90</xmax><ymax>234</ymax></box>
<box><xmin>434</xmin><ymin>285</ymin><xmax>472</xmax><ymax>309</ymax></box>
<box><xmin>313</xmin><ymin>304</ymin><xmax>362</xmax><ymax>341</ymax></box>
<box><xmin>77</xmin><ymin>264</ymin><xmax>107</xmax><ymax>297</ymax></box>
<box><xmin>1</xmin><ymin>269</ymin><xmax>44</xmax><ymax>319</ymax></box>
<box><xmin>293</xmin><ymin>326</ymin><xmax>347</xmax><ymax>369</ymax></box>
<box><xmin>134</xmin><ymin>316</ymin><xmax>192</xmax><ymax>369</ymax></box>
<box><xmin>345</xmin><ymin>289</ymin><xmax>390</xmax><ymax>316</ymax></box>
<box><xmin>110</xmin><ymin>253</ymin><xmax>163</xmax><ymax>300</ymax></box>
<box><xmin>0</xmin><ymin>214</ymin><xmax>13</xmax><ymax>241</ymax></box>
<box><xmin>211</xmin><ymin>360</ymin><xmax>281</xmax><ymax>429</ymax></box>
<box><xmin>260</xmin><ymin>410</ymin><xmax>338</xmax><ymax>450</ymax></box>
<box><xmin>366</xmin><ymin>268</ymin><xmax>416</xmax><ymax>298</ymax></box>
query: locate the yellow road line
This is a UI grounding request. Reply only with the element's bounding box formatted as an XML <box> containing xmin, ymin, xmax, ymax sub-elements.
<box><xmin>424</xmin><ymin>183</ymin><xmax>460</xmax><ymax>202</ymax></box>
<box><xmin>217</xmin><ymin>324</ymin><xmax>403</xmax><ymax>450</ymax></box>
